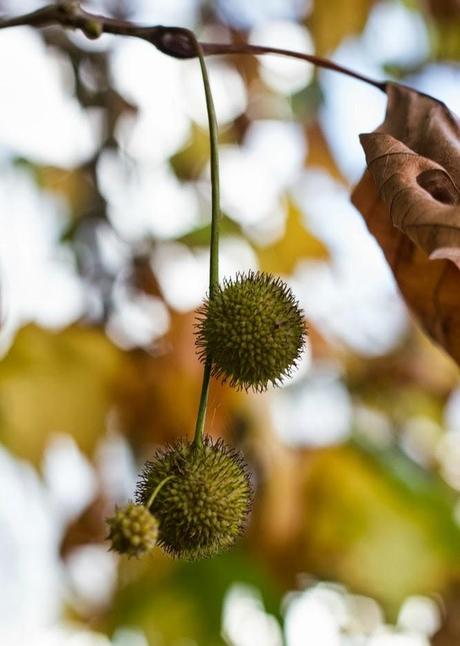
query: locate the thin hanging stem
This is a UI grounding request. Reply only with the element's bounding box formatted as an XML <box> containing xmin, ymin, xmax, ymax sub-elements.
<box><xmin>146</xmin><ymin>475</ymin><xmax>175</xmax><ymax>509</ymax></box>
<box><xmin>189</xmin><ymin>33</ymin><xmax>221</xmax><ymax>449</ymax></box>
<box><xmin>197</xmin><ymin>45</ymin><xmax>220</xmax><ymax>294</ymax></box>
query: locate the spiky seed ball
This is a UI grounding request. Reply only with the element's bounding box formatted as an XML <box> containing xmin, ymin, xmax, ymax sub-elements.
<box><xmin>135</xmin><ymin>436</ymin><xmax>252</xmax><ymax>561</ymax></box>
<box><xmin>106</xmin><ymin>502</ymin><xmax>159</xmax><ymax>558</ymax></box>
<box><xmin>196</xmin><ymin>271</ymin><xmax>307</xmax><ymax>392</ymax></box>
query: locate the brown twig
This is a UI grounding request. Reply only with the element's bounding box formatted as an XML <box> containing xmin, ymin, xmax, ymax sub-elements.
<box><xmin>0</xmin><ymin>1</ymin><xmax>386</xmax><ymax>90</ymax></box>
<box><xmin>201</xmin><ymin>42</ymin><xmax>386</xmax><ymax>91</ymax></box>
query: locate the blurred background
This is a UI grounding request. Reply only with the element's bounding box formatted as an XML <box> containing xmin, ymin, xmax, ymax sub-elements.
<box><xmin>0</xmin><ymin>0</ymin><xmax>460</xmax><ymax>644</ymax></box>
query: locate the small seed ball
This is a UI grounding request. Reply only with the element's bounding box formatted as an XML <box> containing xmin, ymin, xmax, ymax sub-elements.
<box><xmin>196</xmin><ymin>271</ymin><xmax>307</xmax><ymax>391</ymax></box>
<box><xmin>135</xmin><ymin>437</ymin><xmax>252</xmax><ymax>561</ymax></box>
<box><xmin>106</xmin><ymin>502</ymin><xmax>159</xmax><ymax>558</ymax></box>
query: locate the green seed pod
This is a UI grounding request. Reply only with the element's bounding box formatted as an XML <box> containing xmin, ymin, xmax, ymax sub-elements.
<box><xmin>196</xmin><ymin>271</ymin><xmax>307</xmax><ymax>392</ymax></box>
<box><xmin>106</xmin><ymin>502</ymin><xmax>159</xmax><ymax>558</ymax></box>
<box><xmin>135</xmin><ymin>436</ymin><xmax>252</xmax><ymax>561</ymax></box>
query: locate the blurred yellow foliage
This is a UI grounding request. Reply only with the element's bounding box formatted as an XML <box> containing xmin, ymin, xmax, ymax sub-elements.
<box><xmin>308</xmin><ymin>0</ymin><xmax>377</xmax><ymax>54</ymax></box>
<box><xmin>256</xmin><ymin>200</ymin><xmax>329</xmax><ymax>274</ymax></box>
<box><xmin>0</xmin><ymin>324</ymin><xmax>125</xmax><ymax>464</ymax></box>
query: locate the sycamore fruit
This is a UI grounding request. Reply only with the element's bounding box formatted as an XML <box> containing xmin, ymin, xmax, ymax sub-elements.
<box><xmin>135</xmin><ymin>436</ymin><xmax>252</xmax><ymax>560</ymax></box>
<box><xmin>196</xmin><ymin>271</ymin><xmax>306</xmax><ymax>391</ymax></box>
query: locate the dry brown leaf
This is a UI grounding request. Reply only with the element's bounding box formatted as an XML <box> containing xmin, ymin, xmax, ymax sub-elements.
<box><xmin>352</xmin><ymin>82</ymin><xmax>460</xmax><ymax>366</ymax></box>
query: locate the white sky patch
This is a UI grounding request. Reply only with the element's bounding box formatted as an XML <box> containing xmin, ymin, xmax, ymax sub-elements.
<box><xmin>249</xmin><ymin>21</ymin><xmax>314</xmax><ymax>94</ymax></box>
<box><xmin>243</xmin><ymin>209</ymin><xmax>286</xmax><ymax>247</ymax></box>
<box><xmin>363</xmin><ymin>1</ymin><xmax>429</xmax><ymax>66</ymax></box>
<box><xmin>445</xmin><ymin>388</ymin><xmax>460</xmax><ymax>433</ymax></box>
<box><xmin>0</xmin><ymin>167</ymin><xmax>85</xmax><ymax>349</ymax></box>
<box><xmin>107</xmin><ymin>289</ymin><xmax>170</xmax><ymax>349</ymax></box>
<box><xmin>152</xmin><ymin>237</ymin><xmax>258</xmax><ymax>311</ymax></box>
<box><xmin>319</xmin><ymin>39</ymin><xmax>386</xmax><ymax>183</ymax></box>
<box><xmin>217</xmin><ymin>0</ymin><xmax>312</xmax><ymax>29</ymax></box>
<box><xmin>0</xmin><ymin>446</ymin><xmax>62</xmax><ymax>639</ymax></box>
<box><xmin>219</xmin><ymin>236</ymin><xmax>259</xmax><ymax>278</ymax></box>
<box><xmin>3</xmin><ymin>624</ymin><xmax>113</xmax><ymax>646</ymax></box>
<box><xmin>65</xmin><ymin>545</ymin><xmax>118</xmax><ymax>612</ymax></box>
<box><xmin>97</xmin><ymin>151</ymin><xmax>200</xmax><ymax>241</ymax></box>
<box><xmin>222</xmin><ymin>584</ymin><xmax>283</xmax><ymax>646</ymax></box>
<box><xmin>244</xmin><ymin>120</ymin><xmax>307</xmax><ymax>187</ymax></box>
<box><xmin>0</xmin><ymin>28</ymin><xmax>98</xmax><ymax>167</ymax></box>
<box><xmin>32</xmin><ymin>254</ymin><xmax>86</xmax><ymax>329</ymax></box>
<box><xmin>347</xmin><ymin>594</ymin><xmax>384</xmax><ymax>635</ymax></box>
<box><xmin>274</xmin><ymin>339</ymin><xmax>312</xmax><ymax>388</ymax></box>
<box><xmin>129</xmin><ymin>0</ymin><xmax>200</xmax><ymax>27</ymax></box>
<box><xmin>95</xmin><ymin>224</ymin><xmax>131</xmax><ymax>276</ymax></box>
<box><xmin>152</xmin><ymin>242</ymin><xmax>209</xmax><ymax>311</ymax></box>
<box><xmin>219</xmin><ymin>145</ymin><xmax>285</xmax><ymax>225</ymax></box>
<box><xmin>285</xmin><ymin>587</ymin><xmax>344</xmax><ymax>646</ymax></box>
<box><xmin>181</xmin><ymin>59</ymin><xmax>247</xmax><ymax>127</ymax></box>
<box><xmin>2</xmin><ymin>0</ymin><xmax>48</xmax><ymax>10</ymax></box>
<box><xmin>112</xmin><ymin>39</ymin><xmax>190</xmax><ymax>164</ymax></box>
<box><xmin>217</xmin><ymin>0</ymin><xmax>313</xmax><ymax>29</ymax></box>
<box><xmin>291</xmin><ymin>170</ymin><xmax>407</xmax><ymax>355</ymax></box>
<box><xmin>95</xmin><ymin>432</ymin><xmax>139</xmax><ymax>505</ymax></box>
<box><xmin>407</xmin><ymin>64</ymin><xmax>460</xmax><ymax>116</ymax></box>
<box><xmin>42</xmin><ymin>434</ymin><xmax>97</xmax><ymax>527</ymax></box>
<box><xmin>292</xmin><ymin>260</ymin><xmax>407</xmax><ymax>355</ymax></box>
<box><xmin>283</xmin><ymin>583</ymin><xmax>435</xmax><ymax>645</ymax></box>
<box><xmin>231</xmin><ymin>121</ymin><xmax>304</xmax><ymax>241</ymax></box>
<box><xmin>271</xmin><ymin>364</ymin><xmax>351</xmax><ymax>447</ymax></box>
<box><xmin>368</xmin><ymin>630</ymin><xmax>430</xmax><ymax>646</ymax></box>
<box><xmin>398</xmin><ymin>596</ymin><xmax>441</xmax><ymax>638</ymax></box>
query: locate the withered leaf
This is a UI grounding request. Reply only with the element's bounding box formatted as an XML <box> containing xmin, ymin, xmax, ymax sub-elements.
<box><xmin>352</xmin><ymin>82</ymin><xmax>460</xmax><ymax>366</ymax></box>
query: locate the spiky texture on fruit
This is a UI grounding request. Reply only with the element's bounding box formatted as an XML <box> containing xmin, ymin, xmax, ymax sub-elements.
<box><xmin>195</xmin><ymin>271</ymin><xmax>307</xmax><ymax>392</ymax></box>
<box><xmin>135</xmin><ymin>436</ymin><xmax>252</xmax><ymax>560</ymax></box>
<box><xmin>106</xmin><ymin>502</ymin><xmax>159</xmax><ymax>558</ymax></box>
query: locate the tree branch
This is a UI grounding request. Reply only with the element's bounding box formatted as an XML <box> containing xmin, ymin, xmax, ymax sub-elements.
<box><xmin>0</xmin><ymin>2</ymin><xmax>386</xmax><ymax>90</ymax></box>
<box><xmin>201</xmin><ymin>42</ymin><xmax>386</xmax><ymax>91</ymax></box>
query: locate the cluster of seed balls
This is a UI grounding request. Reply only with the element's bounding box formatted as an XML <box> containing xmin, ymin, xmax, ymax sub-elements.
<box><xmin>107</xmin><ymin>271</ymin><xmax>307</xmax><ymax>560</ymax></box>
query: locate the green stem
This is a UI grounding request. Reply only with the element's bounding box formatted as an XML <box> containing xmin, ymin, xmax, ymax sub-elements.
<box><xmin>146</xmin><ymin>475</ymin><xmax>175</xmax><ymax>509</ymax></box>
<box><xmin>193</xmin><ymin>359</ymin><xmax>212</xmax><ymax>448</ymax></box>
<box><xmin>191</xmin><ymin>35</ymin><xmax>221</xmax><ymax>449</ymax></box>
<box><xmin>197</xmin><ymin>43</ymin><xmax>220</xmax><ymax>294</ymax></box>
